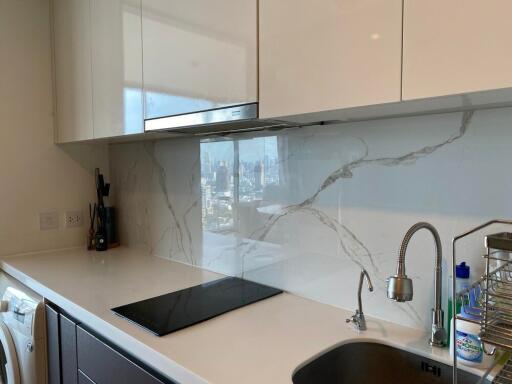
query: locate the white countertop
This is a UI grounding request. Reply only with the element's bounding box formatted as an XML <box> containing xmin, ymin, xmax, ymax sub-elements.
<box><xmin>0</xmin><ymin>247</ymin><xmax>485</xmax><ymax>383</ymax></box>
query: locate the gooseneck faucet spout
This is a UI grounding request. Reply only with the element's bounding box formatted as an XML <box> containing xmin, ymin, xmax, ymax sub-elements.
<box><xmin>358</xmin><ymin>269</ymin><xmax>373</xmax><ymax>318</ymax></box>
<box><xmin>387</xmin><ymin>222</ymin><xmax>446</xmax><ymax>347</ymax></box>
<box><xmin>347</xmin><ymin>269</ymin><xmax>373</xmax><ymax>331</ymax></box>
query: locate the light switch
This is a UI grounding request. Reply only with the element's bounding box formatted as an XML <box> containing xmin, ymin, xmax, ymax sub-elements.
<box><xmin>40</xmin><ymin>211</ymin><xmax>59</xmax><ymax>230</ymax></box>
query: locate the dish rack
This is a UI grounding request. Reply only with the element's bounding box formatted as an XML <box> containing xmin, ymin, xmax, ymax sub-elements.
<box><xmin>453</xmin><ymin>220</ymin><xmax>512</xmax><ymax>383</ymax></box>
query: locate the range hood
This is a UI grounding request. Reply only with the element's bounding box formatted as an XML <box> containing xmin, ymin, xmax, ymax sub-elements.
<box><xmin>144</xmin><ymin>103</ymin><xmax>292</xmax><ymax>135</ymax></box>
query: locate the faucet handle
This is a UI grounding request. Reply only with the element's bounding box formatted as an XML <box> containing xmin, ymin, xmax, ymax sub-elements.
<box><xmin>346</xmin><ymin>311</ymin><xmax>366</xmax><ymax>331</ymax></box>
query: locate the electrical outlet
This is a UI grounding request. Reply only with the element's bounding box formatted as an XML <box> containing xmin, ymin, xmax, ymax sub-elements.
<box><xmin>40</xmin><ymin>211</ymin><xmax>59</xmax><ymax>230</ymax></box>
<box><xmin>65</xmin><ymin>210</ymin><xmax>83</xmax><ymax>228</ymax></box>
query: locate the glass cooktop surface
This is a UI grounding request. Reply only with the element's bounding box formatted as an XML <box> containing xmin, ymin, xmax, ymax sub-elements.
<box><xmin>112</xmin><ymin>277</ymin><xmax>283</xmax><ymax>336</ymax></box>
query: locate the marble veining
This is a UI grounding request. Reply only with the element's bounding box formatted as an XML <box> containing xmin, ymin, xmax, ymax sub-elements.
<box><xmin>145</xmin><ymin>142</ymin><xmax>188</xmax><ymax>261</ymax></box>
<box><xmin>110</xmin><ymin>107</ymin><xmax>512</xmax><ymax>330</ymax></box>
<box><xmin>238</xmin><ymin>111</ymin><xmax>473</xmax><ymax>325</ymax></box>
<box><xmin>314</xmin><ymin>110</ymin><xmax>472</xmax><ymax>198</ymax></box>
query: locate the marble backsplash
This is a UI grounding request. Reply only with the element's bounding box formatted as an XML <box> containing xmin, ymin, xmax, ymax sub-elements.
<box><xmin>109</xmin><ymin>107</ymin><xmax>512</xmax><ymax>331</ymax></box>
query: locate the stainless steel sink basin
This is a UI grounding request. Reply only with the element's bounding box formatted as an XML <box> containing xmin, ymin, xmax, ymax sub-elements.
<box><xmin>292</xmin><ymin>342</ymin><xmax>480</xmax><ymax>384</ymax></box>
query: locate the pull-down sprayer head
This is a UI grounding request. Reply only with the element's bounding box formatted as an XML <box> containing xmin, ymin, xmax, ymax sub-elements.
<box><xmin>387</xmin><ymin>274</ymin><xmax>413</xmax><ymax>302</ymax></box>
<box><xmin>386</xmin><ymin>222</ymin><xmax>446</xmax><ymax>347</ymax></box>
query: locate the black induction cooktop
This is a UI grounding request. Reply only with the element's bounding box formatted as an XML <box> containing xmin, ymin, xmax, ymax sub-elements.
<box><xmin>111</xmin><ymin>277</ymin><xmax>283</xmax><ymax>336</ymax></box>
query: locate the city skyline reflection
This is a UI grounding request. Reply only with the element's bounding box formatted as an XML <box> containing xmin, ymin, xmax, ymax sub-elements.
<box><xmin>200</xmin><ymin>136</ymin><xmax>281</xmax><ymax>234</ymax></box>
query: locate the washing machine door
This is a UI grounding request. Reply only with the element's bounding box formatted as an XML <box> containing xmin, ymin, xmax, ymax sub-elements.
<box><xmin>0</xmin><ymin>322</ymin><xmax>20</xmax><ymax>384</ymax></box>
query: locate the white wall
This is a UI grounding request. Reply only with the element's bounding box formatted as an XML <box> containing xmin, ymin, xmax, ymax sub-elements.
<box><xmin>0</xmin><ymin>0</ymin><xmax>108</xmax><ymax>256</ymax></box>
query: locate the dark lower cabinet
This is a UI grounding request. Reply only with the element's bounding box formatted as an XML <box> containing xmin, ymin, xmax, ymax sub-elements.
<box><xmin>46</xmin><ymin>305</ymin><xmax>61</xmax><ymax>384</ymax></box>
<box><xmin>76</xmin><ymin>326</ymin><xmax>165</xmax><ymax>384</ymax></box>
<box><xmin>45</xmin><ymin>304</ymin><xmax>79</xmax><ymax>384</ymax></box>
<box><xmin>46</xmin><ymin>302</ymin><xmax>174</xmax><ymax>384</ymax></box>
<box><xmin>60</xmin><ymin>314</ymin><xmax>78</xmax><ymax>384</ymax></box>
<box><xmin>78</xmin><ymin>371</ymin><xmax>95</xmax><ymax>384</ymax></box>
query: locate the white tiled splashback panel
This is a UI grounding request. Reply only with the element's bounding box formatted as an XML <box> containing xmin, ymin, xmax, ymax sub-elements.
<box><xmin>109</xmin><ymin>107</ymin><xmax>512</xmax><ymax>331</ymax></box>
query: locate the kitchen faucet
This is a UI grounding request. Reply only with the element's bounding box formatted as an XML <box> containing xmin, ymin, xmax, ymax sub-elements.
<box><xmin>346</xmin><ymin>269</ymin><xmax>373</xmax><ymax>331</ymax></box>
<box><xmin>386</xmin><ymin>222</ymin><xmax>446</xmax><ymax>347</ymax></box>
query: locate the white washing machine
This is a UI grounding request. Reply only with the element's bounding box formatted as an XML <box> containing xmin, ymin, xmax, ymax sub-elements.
<box><xmin>0</xmin><ymin>272</ymin><xmax>47</xmax><ymax>384</ymax></box>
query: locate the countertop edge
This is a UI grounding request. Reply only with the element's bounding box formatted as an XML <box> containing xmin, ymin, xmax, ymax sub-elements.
<box><xmin>0</xmin><ymin>248</ymin><xmax>496</xmax><ymax>383</ymax></box>
<box><xmin>0</xmin><ymin>258</ymin><xmax>211</xmax><ymax>384</ymax></box>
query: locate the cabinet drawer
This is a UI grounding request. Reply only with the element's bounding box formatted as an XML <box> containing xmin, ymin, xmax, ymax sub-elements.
<box><xmin>78</xmin><ymin>371</ymin><xmax>95</xmax><ymax>384</ymax></box>
<box><xmin>76</xmin><ymin>326</ymin><xmax>165</xmax><ymax>384</ymax></box>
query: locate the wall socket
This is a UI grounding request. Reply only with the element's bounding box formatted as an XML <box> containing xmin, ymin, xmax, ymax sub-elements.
<box><xmin>40</xmin><ymin>211</ymin><xmax>59</xmax><ymax>230</ymax></box>
<box><xmin>65</xmin><ymin>210</ymin><xmax>83</xmax><ymax>228</ymax></box>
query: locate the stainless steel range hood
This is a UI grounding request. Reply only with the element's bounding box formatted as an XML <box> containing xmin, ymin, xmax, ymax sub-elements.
<box><xmin>144</xmin><ymin>103</ymin><xmax>291</xmax><ymax>135</ymax></box>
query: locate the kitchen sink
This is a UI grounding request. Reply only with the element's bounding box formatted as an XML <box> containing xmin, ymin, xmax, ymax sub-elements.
<box><xmin>292</xmin><ymin>342</ymin><xmax>480</xmax><ymax>384</ymax></box>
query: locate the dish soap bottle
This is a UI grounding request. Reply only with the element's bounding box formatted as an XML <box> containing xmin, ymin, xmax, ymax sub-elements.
<box><xmin>449</xmin><ymin>262</ymin><xmax>493</xmax><ymax>368</ymax></box>
<box><xmin>447</xmin><ymin>262</ymin><xmax>471</xmax><ymax>341</ymax></box>
<box><xmin>450</xmin><ymin>307</ymin><xmax>493</xmax><ymax>368</ymax></box>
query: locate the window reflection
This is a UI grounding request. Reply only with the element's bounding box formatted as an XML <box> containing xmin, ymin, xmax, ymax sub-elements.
<box><xmin>201</xmin><ymin>140</ymin><xmax>235</xmax><ymax>231</ymax></box>
<box><xmin>145</xmin><ymin>91</ymin><xmax>222</xmax><ymax>119</ymax></box>
<box><xmin>200</xmin><ymin>136</ymin><xmax>281</xmax><ymax>234</ymax></box>
<box><xmin>142</xmin><ymin>3</ymin><xmax>255</xmax><ymax>120</ymax></box>
<box><xmin>123</xmin><ymin>88</ymin><xmax>143</xmax><ymax>135</ymax></box>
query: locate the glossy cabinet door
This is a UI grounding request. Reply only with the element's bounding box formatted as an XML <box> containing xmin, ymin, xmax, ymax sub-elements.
<box><xmin>53</xmin><ymin>0</ymin><xmax>94</xmax><ymax>143</ymax></box>
<box><xmin>90</xmin><ymin>0</ymin><xmax>144</xmax><ymax>138</ymax></box>
<box><xmin>60</xmin><ymin>314</ymin><xmax>78</xmax><ymax>384</ymax></box>
<box><xmin>46</xmin><ymin>305</ymin><xmax>61</xmax><ymax>384</ymax></box>
<box><xmin>403</xmin><ymin>1</ymin><xmax>512</xmax><ymax>100</ymax></box>
<box><xmin>259</xmin><ymin>0</ymin><xmax>403</xmax><ymax>119</ymax></box>
<box><xmin>141</xmin><ymin>0</ymin><xmax>258</xmax><ymax>120</ymax></box>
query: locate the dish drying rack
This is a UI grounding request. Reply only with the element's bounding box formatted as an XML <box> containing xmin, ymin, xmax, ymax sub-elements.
<box><xmin>453</xmin><ymin>220</ymin><xmax>512</xmax><ymax>383</ymax></box>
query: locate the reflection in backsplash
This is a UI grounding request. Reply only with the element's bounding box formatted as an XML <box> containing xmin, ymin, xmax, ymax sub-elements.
<box><xmin>110</xmin><ymin>107</ymin><xmax>512</xmax><ymax>331</ymax></box>
<box><xmin>201</xmin><ymin>136</ymin><xmax>280</xmax><ymax>232</ymax></box>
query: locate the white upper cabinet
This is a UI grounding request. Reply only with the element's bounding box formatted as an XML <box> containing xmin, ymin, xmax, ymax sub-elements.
<box><xmin>90</xmin><ymin>0</ymin><xmax>144</xmax><ymax>138</ymax></box>
<box><xmin>258</xmin><ymin>0</ymin><xmax>403</xmax><ymax>119</ymax></box>
<box><xmin>53</xmin><ymin>0</ymin><xmax>143</xmax><ymax>142</ymax></box>
<box><xmin>52</xmin><ymin>0</ymin><xmax>512</xmax><ymax>141</ymax></box>
<box><xmin>141</xmin><ymin>0</ymin><xmax>258</xmax><ymax>120</ymax></box>
<box><xmin>403</xmin><ymin>1</ymin><xmax>512</xmax><ymax>100</ymax></box>
<box><xmin>53</xmin><ymin>0</ymin><xmax>93</xmax><ymax>143</ymax></box>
